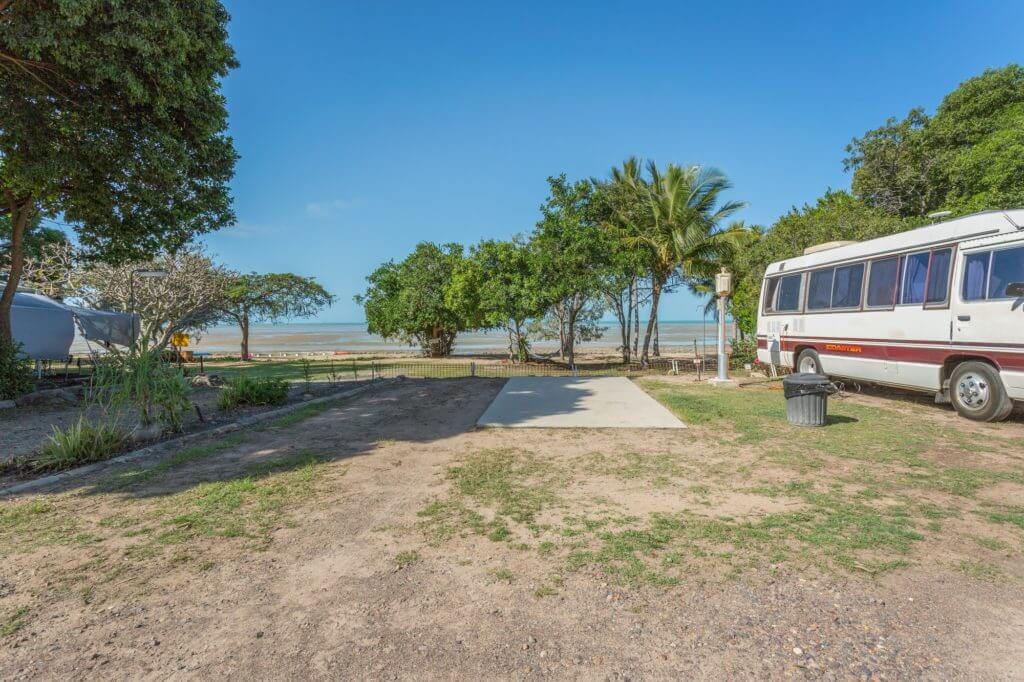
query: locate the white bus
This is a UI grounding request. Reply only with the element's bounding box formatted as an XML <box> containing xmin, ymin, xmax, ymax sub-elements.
<box><xmin>756</xmin><ymin>209</ymin><xmax>1024</xmax><ymax>422</ymax></box>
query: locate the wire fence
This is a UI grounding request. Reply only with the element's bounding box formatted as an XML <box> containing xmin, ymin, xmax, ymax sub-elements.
<box><xmin>367</xmin><ymin>357</ymin><xmax>720</xmax><ymax>380</ymax></box>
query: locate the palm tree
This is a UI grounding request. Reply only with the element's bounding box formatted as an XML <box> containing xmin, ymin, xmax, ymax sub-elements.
<box><xmin>611</xmin><ymin>160</ymin><xmax>745</xmax><ymax>365</ymax></box>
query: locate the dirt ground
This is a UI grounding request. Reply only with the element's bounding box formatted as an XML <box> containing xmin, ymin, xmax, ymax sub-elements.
<box><xmin>1</xmin><ymin>378</ymin><xmax>1023</xmax><ymax>680</ymax></box>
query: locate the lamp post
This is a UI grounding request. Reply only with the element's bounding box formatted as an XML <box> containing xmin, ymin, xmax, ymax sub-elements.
<box><xmin>710</xmin><ymin>267</ymin><xmax>734</xmax><ymax>386</ymax></box>
<box><xmin>129</xmin><ymin>268</ymin><xmax>168</xmax><ymax>351</ymax></box>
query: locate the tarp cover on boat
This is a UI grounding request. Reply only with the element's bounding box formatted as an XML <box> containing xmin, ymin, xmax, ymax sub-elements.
<box><xmin>10</xmin><ymin>291</ymin><xmax>137</xmax><ymax>359</ymax></box>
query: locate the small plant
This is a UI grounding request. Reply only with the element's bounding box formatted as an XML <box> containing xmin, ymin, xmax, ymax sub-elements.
<box><xmin>34</xmin><ymin>418</ymin><xmax>130</xmax><ymax>471</ymax></box>
<box><xmin>0</xmin><ymin>340</ymin><xmax>34</xmax><ymax>400</ymax></box>
<box><xmin>218</xmin><ymin>375</ymin><xmax>289</xmax><ymax>410</ymax></box>
<box><xmin>90</xmin><ymin>349</ymin><xmax>192</xmax><ymax>431</ymax></box>
<box><xmin>729</xmin><ymin>338</ymin><xmax>757</xmax><ymax>369</ymax></box>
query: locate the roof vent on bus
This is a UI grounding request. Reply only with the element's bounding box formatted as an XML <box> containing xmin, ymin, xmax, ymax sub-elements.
<box><xmin>803</xmin><ymin>240</ymin><xmax>858</xmax><ymax>256</ymax></box>
<box><xmin>928</xmin><ymin>210</ymin><xmax>953</xmax><ymax>222</ymax></box>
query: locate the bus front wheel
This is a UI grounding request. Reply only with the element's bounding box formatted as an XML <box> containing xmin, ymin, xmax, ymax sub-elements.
<box><xmin>949</xmin><ymin>361</ymin><xmax>1013</xmax><ymax>422</ymax></box>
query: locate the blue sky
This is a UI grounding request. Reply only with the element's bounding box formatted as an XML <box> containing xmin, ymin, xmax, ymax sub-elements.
<box><xmin>206</xmin><ymin>0</ymin><xmax>1024</xmax><ymax>322</ymax></box>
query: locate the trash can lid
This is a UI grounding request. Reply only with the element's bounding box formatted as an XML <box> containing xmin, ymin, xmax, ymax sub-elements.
<box><xmin>783</xmin><ymin>372</ymin><xmax>829</xmax><ymax>386</ymax></box>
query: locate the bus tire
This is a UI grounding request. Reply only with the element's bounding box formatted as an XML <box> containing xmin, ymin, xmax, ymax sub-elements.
<box><xmin>795</xmin><ymin>349</ymin><xmax>823</xmax><ymax>375</ymax></box>
<box><xmin>949</xmin><ymin>361</ymin><xmax>1013</xmax><ymax>422</ymax></box>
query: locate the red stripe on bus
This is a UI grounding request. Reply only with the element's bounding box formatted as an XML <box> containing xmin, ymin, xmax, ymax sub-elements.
<box><xmin>760</xmin><ymin>338</ymin><xmax>1024</xmax><ymax>372</ymax></box>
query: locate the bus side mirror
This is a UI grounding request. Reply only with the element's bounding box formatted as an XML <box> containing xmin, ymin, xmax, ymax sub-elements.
<box><xmin>1006</xmin><ymin>282</ymin><xmax>1024</xmax><ymax>297</ymax></box>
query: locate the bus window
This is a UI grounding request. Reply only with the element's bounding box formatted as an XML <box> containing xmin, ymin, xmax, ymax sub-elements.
<box><xmin>962</xmin><ymin>252</ymin><xmax>990</xmax><ymax>301</ymax></box>
<box><xmin>807</xmin><ymin>268</ymin><xmax>834</xmax><ymax>310</ymax></box>
<box><xmin>832</xmin><ymin>263</ymin><xmax>864</xmax><ymax>309</ymax></box>
<box><xmin>925</xmin><ymin>248</ymin><xmax>952</xmax><ymax>305</ymax></box>
<box><xmin>775</xmin><ymin>274</ymin><xmax>802</xmax><ymax>312</ymax></box>
<box><xmin>763</xmin><ymin>277</ymin><xmax>781</xmax><ymax>312</ymax></box>
<box><xmin>901</xmin><ymin>252</ymin><xmax>930</xmax><ymax>304</ymax></box>
<box><xmin>867</xmin><ymin>256</ymin><xmax>900</xmax><ymax>307</ymax></box>
<box><xmin>989</xmin><ymin>245</ymin><xmax>1024</xmax><ymax>299</ymax></box>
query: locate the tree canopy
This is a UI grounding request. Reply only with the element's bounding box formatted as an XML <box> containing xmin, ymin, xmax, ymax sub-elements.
<box><xmin>222</xmin><ymin>273</ymin><xmax>335</xmax><ymax>359</ymax></box>
<box><xmin>846</xmin><ymin>64</ymin><xmax>1024</xmax><ymax>217</ymax></box>
<box><xmin>357</xmin><ymin>242</ymin><xmax>472</xmax><ymax>357</ymax></box>
<box><xmin>0</xmin><ymin>0</ymin><xmax>238</xmax><ymax>342</ymax></box>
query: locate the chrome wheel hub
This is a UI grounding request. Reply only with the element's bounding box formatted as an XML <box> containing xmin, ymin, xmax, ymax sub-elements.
<box><xmin>799</xmin><ymin>356</ymin><xmax>818</xmax><ymax>373</ymax></box>
<box><xmin>957</xmin><ymin>373</ymin><xmax>990</xmax><ymax>410</ymax></box>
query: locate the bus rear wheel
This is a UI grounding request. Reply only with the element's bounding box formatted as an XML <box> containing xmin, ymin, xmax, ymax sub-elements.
<box><xmin>796</xmin><ymin>349</ymin><xmax>823</xmax><ymax>375</ymax></box>
<box><xmin>949</xmin><ymin>361</ymin><xmax>1013</xmax><ymax>422</ymax></box>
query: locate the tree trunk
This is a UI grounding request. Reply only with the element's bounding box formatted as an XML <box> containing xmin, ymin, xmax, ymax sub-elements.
<box><xmin>0</xmin><ymin>196</ymin><xmax>31</xmax><ymax>345</ymax></box>
<box><xmin>239</xmin><ymin>313</ymin><xmax>250</xmax><ymax>361</ymax></box>
<box><xmin>566</xmin><ymin>299</ymin><xmax>578</xmax><ymax>368</ymax></box>
<box><xmin>653</xmin><ymin>318</ymin><xmax>660</xmax><ymax>357</ymax></box>
<box><xmin>641</xmin><ymin>279</ymin><xmax>662</xmax><ymax>367</ymax></box>
<box><xmin>626</xmin><ymin>278</ymin><xmax>634</xmax><ymax>358</ymax></box>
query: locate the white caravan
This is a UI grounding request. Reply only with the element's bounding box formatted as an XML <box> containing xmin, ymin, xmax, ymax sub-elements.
<box><xmin>756</xmin><ymin>209</ymin><xmax>1024</xmax><ymax>422</ymax></box>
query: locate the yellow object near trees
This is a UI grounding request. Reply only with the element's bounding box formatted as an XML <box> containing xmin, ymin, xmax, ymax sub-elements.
<box><xmin>171</xmin><ymin>333</ymin><xmax>190</xmax><ymax>348</ymax></box>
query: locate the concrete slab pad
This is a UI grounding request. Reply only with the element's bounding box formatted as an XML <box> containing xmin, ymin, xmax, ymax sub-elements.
<box><xmin>477</xmin><ymin>377</ymin><xmax>685</xmax><ymax>429</ymax></box>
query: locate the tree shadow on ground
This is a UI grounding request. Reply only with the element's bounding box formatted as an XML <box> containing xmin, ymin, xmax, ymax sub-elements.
<box><xmin>6</xmin><ymin>378</ymin><xmax>513</xmax><ymax>501</ymax></box>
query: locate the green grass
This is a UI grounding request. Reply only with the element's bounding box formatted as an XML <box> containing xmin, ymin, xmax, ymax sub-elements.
<box><xmin>207</xmin><ymin>359</ymin><xmax>375</xmax><ymax>383</ymax></box>
<box><xmin>415</xmin><ymin>383</ymin><xmax>1024</xmax><ymax>588</ymax></box>
<box><xmin>102</xmin><ymin>435</ymin><xmax>245</xmax><ymax>490</ymax></box>
<box><xmin>395</xmin><ymin>550</ymin><xmax>421</xmax><ymax>567</ymax></box>
<box><xmin>957</xmin><ymin>559</ymin><xmax>1004</xmax><ymax>582</ymax></box>
<box><xmin>1</xmin><ymin>607</ymin><xmax>29</xmax><ymax>637</ymax></box>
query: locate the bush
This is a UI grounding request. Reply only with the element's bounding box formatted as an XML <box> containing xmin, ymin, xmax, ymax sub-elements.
<box><xmin>34</xmin><ymin>418</ymin><xmax>130</xmax><ymax>471</ymax></box>
<box><xmin>218</xmin><ymin>375</ymin><xmax>289</xmax><ymax>410</ymax></box>
<box><xmin>729</xmin><ymin>338</ymin><xmax>757</xmax><ymax>369</ymax></box>
<box><xmin>0</xmin><ymin>340</ymin><xmax>34</xmax><ymax>400</ymax></box>
<box><xmin>91</xmin><ymin>350</ymin><xmax>192</xmax><ymax>431</ymax></box>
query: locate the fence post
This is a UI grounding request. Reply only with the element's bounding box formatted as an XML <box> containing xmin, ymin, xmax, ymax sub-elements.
<box><xmin>471</xmin><ymin>361</ymin><xmax>476</xmax><ymax>377</ymax></box>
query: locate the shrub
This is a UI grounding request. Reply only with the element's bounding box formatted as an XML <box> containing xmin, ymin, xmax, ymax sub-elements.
<box><xmin>91</xmin><ymin>350</ymin><xmax>192</xmax><ymax>431</ymax></box>
<box><xmin>729</xmin><ymin>338</ymin><xmax>757</xmax><ymax>369</ymax></box>
<box><xmin>34</xmin><ymin>418</ymin><xmax>130</xmax><ymax>471</ymax></box>
<box><xmin>0</xmin><ymin>340</ymin><xmax>34</xmax><ymax>400</ymax></box>
<box><xmin>218</xmin><ymin>375</ymin><xmax>289</xmax><ymax>410</ymax></box>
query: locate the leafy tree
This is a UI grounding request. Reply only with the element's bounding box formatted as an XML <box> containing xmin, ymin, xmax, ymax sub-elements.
<box><xmin>530</xmin><ymin>176</ymin><xmax>609</xmax><ymax>366</ymax></box>
<box><xmin>844</xmin><ymin>109</ymin><xmax>935</xmax><ymax>217</ymax></box>
<box><xmin>356</xmin><ymin>242</ymin><xmax>471</xmax><ymax>357</ymax></box>
<box><xmin>222</xmin><ymin>273</ymin><xmax>335</xmax><ymax>360</ymax></box>
<box><xmin>611</xmin><ymin>161</ymin><xmax>744</xmax><ymax>365</ymax></box>
<box><xmin>1</xmin><ymin>214</ymin><xmax>67</xmax><ymax>261</ymax></box>
<box><xmin>78</xmin><ymin>247</ymin><xmax>232</xmax><ymax>351</ymax></box>
<box><xmin>730</xmin><ymin>191</ymin><xmax>916</xmax><ymax>335</ymax></box>
<box><xmin>590</xmin><ymin>174</ymin><xmax>649</xmax><ymax>362</ymax></box>
<box><xmin>846</xmin><ymin>64</ymin><xmax>1024</xmax><ymax>217</ymax></box>
<box><xmin>448</xmin><ymin>238</ymin><xmax>543</xmax><ymax>362</ymax></box>
<box><xmin>0</xmin><ymin>0</ymin><xmax>238</xmax><ymax>344</ymax></box>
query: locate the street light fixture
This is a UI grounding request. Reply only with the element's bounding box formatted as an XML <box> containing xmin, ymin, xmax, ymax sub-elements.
<box><xmin>129</xmin><ymin>268</ymin><xmax>168</xmax><ymax>350</ymax></box>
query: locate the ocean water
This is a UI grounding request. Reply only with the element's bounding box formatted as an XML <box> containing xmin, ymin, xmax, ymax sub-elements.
<box><xmin>124</xmin><ymin>320</ymin><xmax>734</xmax><ymax>355</ymax></box>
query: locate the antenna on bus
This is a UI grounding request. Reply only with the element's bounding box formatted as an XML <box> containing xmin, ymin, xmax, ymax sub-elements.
<box><xmin>1002</xmin><ymin>212</ymin><xmax>1023</xmax><ymax>230</ymax></box>
<box><xmin>927</xmin><ymin>210</ymin><xmax>953</xmax><ymax>222</ymax></box>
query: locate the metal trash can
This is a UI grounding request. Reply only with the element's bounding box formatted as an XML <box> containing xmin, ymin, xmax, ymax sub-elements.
<box><xmin>782</xmin><ymin>373</ymin><xmax>834</xmax><ymax>427</ymax></box>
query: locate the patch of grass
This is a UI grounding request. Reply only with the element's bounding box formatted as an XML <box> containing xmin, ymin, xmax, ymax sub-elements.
<box><xmin>0</xmin><ymin>499</ymin><xmax>79</xmax><ymax>555</ymax></box>
<box><xmin>446</xmin><ymin>449</ymin><xmax>562</xmax><ymax>528</ymax></box>
<box><xmin>493</xmin><ymin>568</ymin><xmax>515</xmax><ymax>583</ymax></box>
<box><xmin>0</xmin><ymin>607</ymin><xmax>29</xmax><ymax>637</ymax></box>
<box><xmin>102</xmin><ymin>435</ymin><xmax>244</xmax><ymax>491</ymax></box>
<box><xmin>982</xmin><ymin>506</ymin><xmax>1024</xmax><ymax>531</ymax></box>
<box><xmin>395</xmin><ymin>550</ymin><xmax>421</xmax><ymax>567</ymax></box>
<box><xmin>577</xmin><ymin>451</ymin><xmax>693</xmax><ymax>485</ymax></box>
<box><xmin>260</xmin><ymin>401</ymin><xmax>338</xmax><ymax>430</ymax></box>
<box><xmin>218</xmin><ymin>375</ymin><xmax>289</xmax><ymax>410</ymax></box>
<box><xmin>973</xmin><ymin>536</ymin><xmax>1010</xmax><ymax>551</ymax></box>
<box><xmin>957</xmin><ymin>559</ymin><xmax>1004</xmax><ymax>582</ymax></box>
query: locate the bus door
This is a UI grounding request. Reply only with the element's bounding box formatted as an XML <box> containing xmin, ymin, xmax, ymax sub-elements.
<box><xmin>953</xmin><ymin>242</ymin><xmax>1024</xmax><ymax>347</ymax></box>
